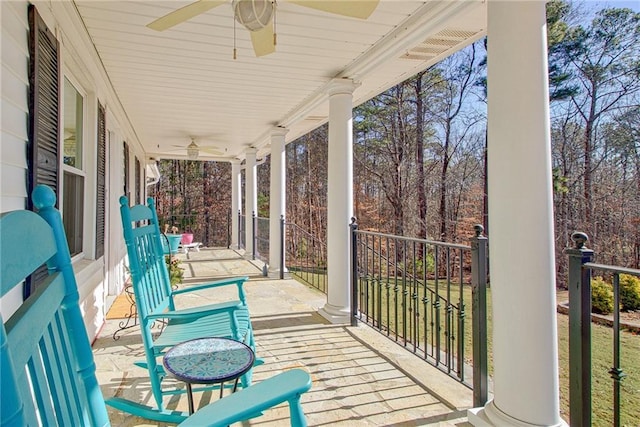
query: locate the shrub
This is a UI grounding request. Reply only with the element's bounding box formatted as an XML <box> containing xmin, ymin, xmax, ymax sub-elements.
<box><xmin>165</xmin><ymin>255</ymin><xmax>184</xmax><ymax>286</ymax></box>
<box><xmin>619</xmin><ymin>273</ymin><xmax>640</xmax><ymax>311</ymax></box>
<box><xmin>591</xmin><ymin>277</ymin><xmax>613</xmax><ymax>315</ymax></box>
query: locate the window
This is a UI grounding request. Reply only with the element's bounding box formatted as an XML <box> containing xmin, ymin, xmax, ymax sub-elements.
<box><xmin>62</xmin><ymin>78</ymin><xmax>85</xmax><ymax>256</ymax></box>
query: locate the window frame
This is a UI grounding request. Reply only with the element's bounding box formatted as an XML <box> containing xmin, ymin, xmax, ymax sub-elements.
<box><xmin>61</xmin><ymin>73</ymin><xmax>88</xmax><ymax>259</ymax></box>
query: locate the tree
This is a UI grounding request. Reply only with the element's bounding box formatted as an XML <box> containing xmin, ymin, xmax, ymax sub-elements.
<box><xmin>555</xmin><ymin>6</ymin><xmax>640</xmax><ymax>229</ymax></box>
<box><xmin>427</xmin><ymin>43</ymin><xmax>483</xmax><ymax>241</ymax></box>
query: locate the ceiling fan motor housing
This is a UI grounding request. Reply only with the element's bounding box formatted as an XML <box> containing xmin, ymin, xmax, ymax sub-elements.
<box><xmin>233</xmin><ymin>0</ymin><xmax>274</xmax><ymax>32</ymax></box>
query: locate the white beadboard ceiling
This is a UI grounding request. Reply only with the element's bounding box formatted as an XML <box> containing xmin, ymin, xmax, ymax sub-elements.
<box><xmin>73</xmin><ymin>0</ymin><xmax>486</xmax><ymax>162</ymax></box>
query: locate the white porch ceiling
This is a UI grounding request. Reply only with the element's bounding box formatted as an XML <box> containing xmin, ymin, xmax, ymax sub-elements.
<box><xmin>73</xmin><ymin>1</ymin><xmax>486</xmax><ymax>162</ymax></box>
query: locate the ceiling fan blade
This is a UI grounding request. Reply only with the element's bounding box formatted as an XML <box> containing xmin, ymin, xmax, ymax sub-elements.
<box><xmin>200</xmin><ymin>147</ymin><xmax>224</xmax><ymax>155</ymax></box>
<box><xmin>250</xmin><ymin>24</ymin><xmax>276</xmax><ymax>57</ymax></box>
<box><xmin>147</xmin><ymin>0</ymin><xmax>226</xmax><ymax>31</ymax></box>
<box><xmin>287</xmin><ymin>0</ymin><xmax>379</xmax><ymax>19</ymax></box>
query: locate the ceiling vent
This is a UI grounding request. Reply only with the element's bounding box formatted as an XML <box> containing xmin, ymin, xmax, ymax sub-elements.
<box><xmin>401</xmin><ymin>28</ymin><xmax>481</xmax><ymax>61</ymax></box>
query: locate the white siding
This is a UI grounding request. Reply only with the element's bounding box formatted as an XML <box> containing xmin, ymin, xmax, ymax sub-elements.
<box><xmin>1</xmin><ymin>0</ymin><xmax>29</xmax><ymax>213</ymax></box>
<box><xmin>0</xmin><ymin>1</ymin><xmax>29</xmax><ymax>319</ymax></box>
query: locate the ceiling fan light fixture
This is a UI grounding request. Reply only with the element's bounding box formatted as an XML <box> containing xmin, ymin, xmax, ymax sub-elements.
<box><xmin>186</xmin><ymin>142</ymin><xmax>199</xmax><ymax>160</ymax></box>
<box><xmin>233</xmin><ymin>0</ymin><xmax>274</xmax><ymax>32</ymax></box>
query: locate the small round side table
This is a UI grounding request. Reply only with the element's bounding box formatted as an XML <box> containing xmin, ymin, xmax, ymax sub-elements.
<box><xmin>163</xmin><ymin>337</ymin><xmax>255</xmax><ymax>414</ymax></box>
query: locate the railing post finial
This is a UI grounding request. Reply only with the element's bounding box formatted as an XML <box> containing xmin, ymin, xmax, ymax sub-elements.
<box><xmin>571</xmin><ymin>231</ymin><xmax>589</xmax><ymax>249</ymax></box>
<box><xmin>474</xmin><ymin>224</ymin><xmax>484</xmax><ymax>237</ymax></box>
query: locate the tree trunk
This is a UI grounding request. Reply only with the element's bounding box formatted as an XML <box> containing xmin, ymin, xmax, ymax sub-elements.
<box><xmin>415</xmin><ymin>72</ymin><xmax>428</xmax><ymax>245</ymax></box>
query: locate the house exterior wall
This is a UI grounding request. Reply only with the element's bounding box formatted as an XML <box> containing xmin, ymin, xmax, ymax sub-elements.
<box><xmin>0</xmin><ymin>1</ymin><xmax>144</xmax><ymax>340</ymax></box>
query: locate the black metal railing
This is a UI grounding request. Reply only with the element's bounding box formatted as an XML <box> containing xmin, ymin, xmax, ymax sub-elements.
<box><xmin>238</xmin><ymin>212</ymin><xmax>246</xmax><ymax>250</ymax></box>
<box><xmin>158</xmin><ymin>211</ymin><xmax>230</xmax><ymax>247</ymax></box>
<box><xmin>566</xmin><ymin>232</ymin><xmax>640</xmax><ymax>427</ymax></box>
<box><xmin>255</xmin><ymin>214</ymin><xmax>270</xmax><ymax>262</ymax></box>
<box><xmin>350</xmin><ymin>219</ymin><xmax>488</xmax><ymax>404</ymax></box>
<box><xmin>285</xmin><ymin>222</ymin><xmax>328</xmax><ymax>293</ymax></box>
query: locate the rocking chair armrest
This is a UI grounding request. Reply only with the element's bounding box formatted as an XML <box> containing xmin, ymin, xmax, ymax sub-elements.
<box><xmin>178</xmin><ymin>369</ymin><xmax>312</xmax><ymax>427</ymax></box>
<box><xmin>172</xmin><ymin>276</ymin><xmax>250</xmax><ymax>302</ymax></box>
<box><xmin>146</xmin><ymin>301</ymin><xmax>242</xmax><ymax>322</ymax></box>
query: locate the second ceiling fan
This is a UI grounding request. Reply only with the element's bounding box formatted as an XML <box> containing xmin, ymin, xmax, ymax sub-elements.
<box><xmin>147</xmin><ymin>0</ymin><xmax>379</xmax><ymax>57</ymax></box>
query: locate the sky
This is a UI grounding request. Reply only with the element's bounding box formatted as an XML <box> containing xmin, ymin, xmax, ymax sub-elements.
<box><xmin>584</xmin><ymin>0</ymin><xmax>640</xmax><ymax>12</ymax></box>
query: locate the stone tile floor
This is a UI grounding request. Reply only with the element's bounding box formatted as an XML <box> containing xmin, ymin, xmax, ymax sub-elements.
<box><xmin>94</xmin><ymin>249</ymin><xmax>472</xmax><ymax>426</ymax></box>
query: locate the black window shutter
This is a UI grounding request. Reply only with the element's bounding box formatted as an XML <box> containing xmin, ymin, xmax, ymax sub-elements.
<box><xmin>95</xmin><ymin>103</ymin><xmax>106</xmax><ymax>259</ymax></box>
<box><xmin>123</xmin><ymin>141</ymin><xmax>130</xmax><ymax>202</ymax></box>
<box><xmin>135</xmin><ymin>157</ymin><xmax>141</xmax><ymax>205</ymax></box>
<box><xmin>27</xmin><ymin>5</ymin><xmax>61</xmax><ymax>208</ymax></box>
<box><xmin>26</xmin><ymin>5</ymin><xmax>61</xmax><ymax>299</ymax></box>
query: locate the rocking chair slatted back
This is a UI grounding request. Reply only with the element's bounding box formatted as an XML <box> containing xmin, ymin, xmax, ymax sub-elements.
<box><xmin>120</xmin><ymin>201</ymin><xmax>174</xmax><ymax>318</ymax></box>
<box><xmin>1</xmin><ymin>185</ymin><xmax>110</xmax><ymax>427</ymax></box>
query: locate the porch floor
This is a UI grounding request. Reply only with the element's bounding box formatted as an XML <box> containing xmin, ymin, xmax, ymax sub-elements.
<box><xmin>93</xmin><ymin>248</ymin><xmax>472</xmax><ymax>426</ymax></box>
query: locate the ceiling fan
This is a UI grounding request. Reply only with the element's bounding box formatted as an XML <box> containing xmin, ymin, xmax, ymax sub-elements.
<box><xmin>147</xmin><ymin>0</ymin><xmax>379</xmax><ymax>57</ymax></box>
<box><xmin>169</xmin><ymin>137</ymin><xmax>224</xmax><ymax>160</ymax></box>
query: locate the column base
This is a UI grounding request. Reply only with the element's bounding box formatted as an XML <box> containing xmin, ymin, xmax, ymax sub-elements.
<box><xmin>318</xmin><ymin>304</ymin><xmax>350</xmax><ymax>324</ymax></box>
<box><xmin>267</xmin><ymin>268</ymin><xmax>290</xmax><ymax>279</ymax></box>
<box><xmin>468</xmin><ymin>400</ymin><xmax>568</xmax><ymax>427</ymax></box>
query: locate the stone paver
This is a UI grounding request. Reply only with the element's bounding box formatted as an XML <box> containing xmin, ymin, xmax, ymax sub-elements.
<box><xmin>94</xmin><ymin>249</ymin><xmax>472</xmax><ymax>426</ymax></box>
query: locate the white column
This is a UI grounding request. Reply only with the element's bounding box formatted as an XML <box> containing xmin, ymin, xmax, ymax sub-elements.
<box><xmin>268</xmin><ymin>127</ymin><xmax>289</xmax><ymax>277</ymax></box>
<box><xmin>468</xmin><ymin>2</ymin><xmax>566</xmax><ymax>426</ymax></box>
<box><xmin>319</xmin><ymin>78</ymin><xmax>359</xmax><ymax>324</ymax></box>
<box><xmin>230</xmin><ymin>160</ymin><xmax>242</xmax><ymax>250</ymax></box>
<box><xmin>244</xmin><ymin>149</ymin><xmax>258</xmax><ymax>259</ymax></box>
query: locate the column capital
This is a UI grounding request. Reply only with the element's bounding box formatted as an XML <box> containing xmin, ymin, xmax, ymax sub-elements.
<box><xmin>271</xmin><ymin>126</ymin><xmax>289</xmax><ymax>138</ymax></box>
<box><xmin>326</xmin><ymin>78</ymin><xmax>360</xmax><ymax>97</ymax></box>
<box><xmin>245</xmin><ymin>147</ymin><xmax>258</xmax><ymax>156</ymax></box>
<box><xmin>230</xmin><ymin>158</ymin><xmax>242</xmax><ymax>165</ymax></box>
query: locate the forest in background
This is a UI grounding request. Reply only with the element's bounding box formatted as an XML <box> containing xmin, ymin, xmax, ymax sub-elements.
<box><xmin>151</xmin><ymin>1</ymin><xmax>640</xmax><ymax>285</ymax></box>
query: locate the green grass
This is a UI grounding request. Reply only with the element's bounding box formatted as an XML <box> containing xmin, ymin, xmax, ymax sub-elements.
<box><xmin>292</xmin><ymin>274</ymin><xmax>640</xmax><ymax>425</ymax></box>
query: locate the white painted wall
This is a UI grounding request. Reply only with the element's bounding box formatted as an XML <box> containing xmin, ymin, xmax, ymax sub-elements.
<box><xmin>0</xmin><ymin>0</ymin><xmax>30</xmax><ymax>318</ymax></box>
<box><xmin>0</xmin><ymin>0</ymin><xmax>143</xmax><ymax>339</ymax></box>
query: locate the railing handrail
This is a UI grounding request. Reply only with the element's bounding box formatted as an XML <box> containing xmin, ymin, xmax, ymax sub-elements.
<box><xmin>285</xmin><ymin>222</ymin><xmax>326</xmax><ymax>245</ymax></box>
<box><xmin>584</xmin><ymin>262</ymin><xmax>640</xmax><ymax>276</ymax></box>
<box><xmin>354</xmin><ymin>229</ymin><xmax>471</xmax><ymax>251</ymax></box>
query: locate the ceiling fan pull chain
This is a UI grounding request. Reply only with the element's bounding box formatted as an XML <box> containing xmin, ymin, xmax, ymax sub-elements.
<box><xmin>233</xmin><ymin>13</ymin><xmax>237</xmax><ymax>60</ymax></box>
<box><xmin>273</xmin><ymin>1</ymin><xmax>277</xmax><ymax>46</ymax></box>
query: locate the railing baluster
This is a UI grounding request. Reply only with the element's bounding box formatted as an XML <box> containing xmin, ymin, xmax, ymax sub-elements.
<box><xmin>610</xmin><ymin>273</ymin><xmax>624</xmax><ymax>427</ymax></box>
<box><xmin>402</xmin><ymin>239</ymin><xmax>408</xmax><ymax>347</ymax></box>
<box><xmin>423</xmin><ymin>244</ymin><xmax>429</xmax><ymax>360</ymax></box>
<box><xmin>350</xmin><ymin>218</ymin><xmax>358</xmax><ymax>327</ymax></box>
<box><xmin>412</xmin><ymin>240</ymin><xmax>418</xmax><ymax>353</ymax></box>
<box><xmin>377</xmin><ymin>234</ymin><xmax>382</xmax><ymax>329</ymax></box>
<box><xmin>446</xmin><ymin>247</ymin><xmax>452</xmax><ymax>373</ymax></box>
<box><xmin>458</xmin><ymin>248</ymin><xmax>465</xmax><ymax>381</ymax></box>
<box><xmin>434</xmin><ymin>247</ymin><xmax>441</xmax><ymax>367</ymax></box>
<box><xmin>386</xmin><ymin>237</ymin><xmax>390</xmax><ymax>337</ymax></box>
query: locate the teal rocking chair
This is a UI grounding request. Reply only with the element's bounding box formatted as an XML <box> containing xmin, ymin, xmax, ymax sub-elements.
<box><xmin>0</xmin><ymin>185</ymin><xmax>311</xmax><ymax>427</ymax></box>
<box><xmin>113</xmin><ymin>196</ymin><xmax>258</xmax><ymax>422</ymax></box>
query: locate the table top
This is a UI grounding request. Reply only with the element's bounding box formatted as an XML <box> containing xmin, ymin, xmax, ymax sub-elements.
<box><xmin>163</xmin><ymin>337</ymin><xmax>254</xmax><ymax>384</ymax></box>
